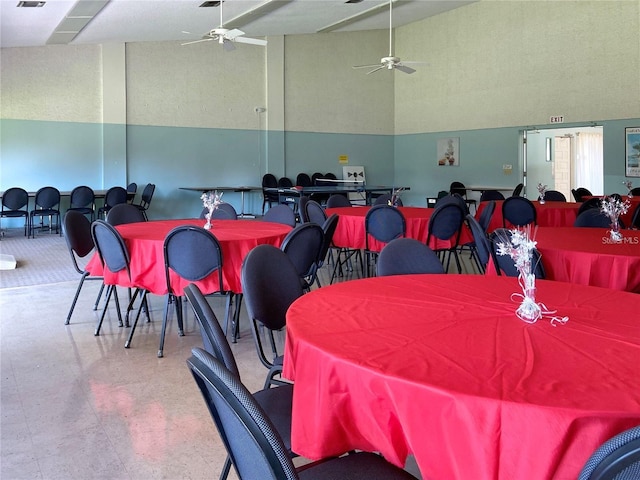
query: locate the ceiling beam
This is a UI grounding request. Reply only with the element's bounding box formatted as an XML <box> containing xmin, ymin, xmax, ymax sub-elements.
<box><xmin>223</xmin><ymin>0</ymin><xmax>295</xmax><ymax>30</ymax></box>
<box><xmin>316</xmin><ymin>0</ymin><xmax>409</xmax><ymax>33</ymax></box>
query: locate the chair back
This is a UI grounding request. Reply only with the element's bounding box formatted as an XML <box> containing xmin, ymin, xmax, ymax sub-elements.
<box><xmin>139</xmin><ymin>183</ymin><xmax>155</xmax><ymax>208</ymax></box>
<box><xmin>34</xmin><ymin>186</ymin><xmax>60</xmax><ymax>209</ymax></box>
<box><xmin>69</xmin><ymin>186</ymin><xmax>95</xmax><ymax>209</ymax></box>
<box><xmin>543</xmin><ymin>190</ymin><xmax>567</xmax><ymax>202</ymax></box>
<box><xmin>278</xmin><ymin>177</ymin><xmax>293</xmax><ymax>188</ymax></box>
<box><xmin>1</xmin><ymin>187</ymin><xmax>29</xmax><ymax>211</ymax></box>
<box><xmin>263</xmin><ymin>204</ymin><xmax>296</xmax><ymax>227</ymax></box>
<box><xmin>126</xmin><ymin>182</ymin><xmax>137</xmax><ymax>194</ymax></box>
<box><xmin>449</xmin><ymin>181</ymin><xmax>467</xmax><ymax>197</ymax></box>
<box><xmin>163</xmin><ymin>225</ymin><xmax>224</xmax><ymax>295</ymax></box>
<box><xmin>574</xmin><ymin>208</ymin><xmax>614</xmax><ymax>228</ymax></box>
<box><xmin>512</xmin><ymin>183</ymin><xmax>524</xmax><ymax>197</ymax></box>
<box><xmin>91</xmin><ymin>220</ymin><xmax>130</xmax><ymax>275</ymax></box>
<box><xmin>304</xmin><ymin>199</ymin><xmax>327</xmax><ymax>225</ymax></box>
<box><xmin>374</xmin><ymin>193</ymin><xmax>403</xmax><ymax>207</ymax></box>
<box><xmin>502</xmin><ymin>196</ymin><xmax>536</xmax><ymax>227</ymax></box>
<box><xmin>106</xmin><ymin>203</ymin><xmax>146</xmax><ymax>226</ymax></box>
<box><xmin>578</xmin><ymin>425</ymin><xmax>640</xmax><ymax>480</ymax></box>
<box><xmin>326</xmin><ymin>194</ymin><xmax>352</xmax><ymax>208</ymax></box>
<box><xmin>377</xmin><ymin>238</ymin><xmax>444</xmax><ymax>276</ymax></box>
<box><xmin>489</xmin><ymin>228</ymin><xmax>546</xmax><ymax>279</ymax></box>
<box><xmin>572</xmin><ymin>187</ymin><xmax>593</xmax><ymax>202</ymax></box>
<box><xmin>103</xmin><ymin>186</ymin><xmax>128</xmax><ymax>209</ymax></box>
<box><xmin>295</xmin><ymin>173</ymin><xmax>312</xmax><ymax>187</ymax></box>
<box><xmin>631</xmin><ymin>187</ymin><xmax>640</xmax><ymax>196</ymax></box>
<box><xmin>578</xmin><ymin>197</ymin><xmax>602</xmax><ymax>215</ymax></box>
<box><xmin>262</xmin><ymin>173</ymin><xmax>278</xmax><ymax>188</ymax></box>
<box><xmin>297</xmin><ymin>196</ymin><xmax>310</xmax><ymax>223</ymax></box>
<box><xmin>63</xmin><ymin>211</ymin><xmax>95</xmax><ymax>274</ymax></box>
<box><xmin>631</xmin><ymin>203</ymin><xmax>640</xmax><ymax>229</ymax></box>
<box><xmin>212</xmin><ymin>203</ymin><xmax>238</xmax><ymax>220</ymax></box>
<box><xmin>465</xmin><ymin>214</ymin><xmax>493</xmax><ymax>273</ymax></box>
<box><xmin>187</xmin><ymin>348</ymin><xmax>297</xmax><ymax>480</ymax></box>
<box><xmin>435</xmin><ymin>193</ymin><xmax>467</xmax><ymax>213</ymax></box>
<box><xmin>241</xmin><ymin>245</ymin><xmax>303</xmax><ymax>332</ymax></box>
<box><xmin>319</xmin><ymin>213</ymin><xmax>339</xmax><ymax>265</ymax></box>
<box><xmin>311</xmin><ymin>172</ymin><xmax>324</xmax><ymax>185</ymax></box>
<box><xmin>365</xmin><ymin>205</ymin><xmax>406</xmax><ymax>246</ymax></box>
<box><xmin>184</xmin><ymin>284</ymin><xmax>240</xmax><ymax>377</ymax></box>
<box><xmin>428</xmin><ymin>203</ymin><xmax>465</xmax><ymax>241</ymax></box>
<box><xmin>280</xmin><ymin>223</ymin><xmax>325</xmax><ymax>281</ymax></box>
<box><xmin>477</xmin><ymin>200</ymin><xmax>496</xmax><ymax>232</ymax></box>
<box><xmin>480</xmin><ymin>190</ymin><xmax>505</xmax><ymax>201</ymax></box>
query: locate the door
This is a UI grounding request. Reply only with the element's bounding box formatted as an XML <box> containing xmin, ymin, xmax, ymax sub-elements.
<box><xmin>553</xmin><ymin>136</ymin><xmax>572</xmax><ymax>200</ymax></box>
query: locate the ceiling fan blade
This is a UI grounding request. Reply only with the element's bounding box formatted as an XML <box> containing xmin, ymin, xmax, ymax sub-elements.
<box><xmin>366</xmin><ymin>65</ymin><xmax>385</xmax><ymax>75</ymax></box>
<box><xmin>234</xmin><ymin>36</ymin><xmax>268</xmax><ymax>46</ymax></box>
<box><xmin>222</xmin><ymin>39</ymin><xmax>236</xmax><ymax>51</ymax></box>
<box><xmin>181</xmin><ymin>38</ymin><xmax>214</xmax><ymax>46</ymax></box>
<box><xmin>353</xmin><ymin>63</ymin><xmax>382</xmax><ymax>70</ymax></box>
<box><xmin>395</xmin><ymin>64</ymin><xmax>416</xmax><ymax>74</ymax></box>
<box><xmin>224</xmin><ymin>28</ymin><xmax>245</xmax><ymax>40</ymax></box>
<box><xmin>400</xmin><ymin>61</ymin><xmax>428</xmax><ymax>66</ymax></box>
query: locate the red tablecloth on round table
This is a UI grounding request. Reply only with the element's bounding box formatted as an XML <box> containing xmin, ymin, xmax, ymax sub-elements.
<box><xmin>326</xmin><ymin>206</ymin><xmax>471</xmax><ymax>251</ymax></box>
<box><xmin>86</xmin><ymin>218</ymin><xmax>291</xmax><ymax>295</ymax></box>
<box><xmin>536</xmin><ymin>226</ymin><xmax>640</xmax><ymax>293</ymax></box>
<box><xmin>284</xmin><ymin>275</ymin><xmax>640</xmax><ymax>480</ymax></box>
<box><xmin>478</xmin><ymin>200</ymin><xmax>580</xmax><ymax>232</ymax></box>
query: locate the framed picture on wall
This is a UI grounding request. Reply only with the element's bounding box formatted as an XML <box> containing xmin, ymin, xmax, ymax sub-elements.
<box><xmin>625</xmin><ymin>127</ymin><xmax>640</xmax><ymax>177</ymax></box>
<box><xmin>437</xmin><ymin>137</ymin><xmax>460</xmax><ymax>166</ymax></box>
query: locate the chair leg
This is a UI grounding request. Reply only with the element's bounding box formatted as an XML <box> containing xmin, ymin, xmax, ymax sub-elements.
<box><xmin>66</xmin><ymin>273</ymin><xmax>88</xmax><ymax>325</ymax></box>
<box><xmin>125</xmin><ymin>290</ymin><xmax>148</xmax><ymax>349</ymax></box>
<box><xmin>219</xmin><ymin>457</ymin><xmax>232</xmax><ymax>480</ymax></box>
<box><xmin>93</xmin><ymin>284</ymin><xmax>105</xmax><ymax>310</ymax></box>
<box><xmin>95</xmin><ymin>285</ymin><xmax>123</xmax><ymax>335</ymax></box>
<box><xmin>176</xmin><ymin>296</ymin><xmax>185</xmax><ymax>336</ymax></box>
<box><xmin>158</xmin><ymin>294</ymin><xmax>172</xmax><ymax>358</ymax></box>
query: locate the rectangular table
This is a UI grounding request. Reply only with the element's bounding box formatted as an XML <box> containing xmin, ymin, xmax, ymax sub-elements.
<box><xmin>266</xmin><ymin>184</ymin><xmax>409</xmax><ymax>208</ymax></box>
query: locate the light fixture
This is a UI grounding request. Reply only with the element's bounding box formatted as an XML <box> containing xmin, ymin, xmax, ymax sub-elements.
<box><xmin>17</xmin><ymin>1</ymin><xmax>45</xmax><ymax>7</ymax></box>
<box><xmin>545</xmin><ymin>138</ymin><xmax>552</xmax><ymax>162</ymax></box>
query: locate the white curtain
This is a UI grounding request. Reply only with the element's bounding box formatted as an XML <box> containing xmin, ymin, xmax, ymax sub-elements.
<box><xmin>575</xmin><ymin>132</ymin><xmax>604</xmax><ymax>195</ymax></box>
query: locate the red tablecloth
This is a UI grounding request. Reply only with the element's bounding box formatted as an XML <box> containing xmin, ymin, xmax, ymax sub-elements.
<box><xmin>478</xmin><ymin>200</ymin><xmax>580</xmax><ymax>232</ymax></box>
<box><xmin>284</xmin><ymin>275</ymin><xmax>640</xmax><ymax>480</ymax></box>
<box><xmin>86</xmin><ymin>219</ymin><xmax>291</xmax><ymax>295</ymax></box>
<box><xmin>582</xmin><ymin>195</ymin><xmax>640</xmax><ymax>226</ymax></box>
<box><xmin>536</xmin><ymin>226</ymin><xmax>640</xmax><ymax>293</ymax></box>
<box><xmin>326</xmin><ymin>206</ymin><xmax>471</xmax><ymax>251</ymax></box>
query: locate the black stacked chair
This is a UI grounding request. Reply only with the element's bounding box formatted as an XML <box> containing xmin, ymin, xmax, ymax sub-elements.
<box><xmin>489</xmin><ymin>228</ymin><xmax>546</xmax><ymax>279</ymax></box>
<box><xmin>29</xmin><ymin>186</ymin><xmax>61</xmax><ymax>238</ymax></box>
<box><xmin>278</xmin><ymin>176</ymin><xmax>293</xmax><ymax>188</ymax></box>
<box><xmin>91</xmin><ymin>220</ymin><xmax>149</xmax><ymax>336</ymax></box>
<box><xmin>376</xmin><ymin>238</ymin><xmax>445</xmax><ymax>276</ymax></box>
<box><xmin>577</xmin><ymin>425</ymin><xmax>640</xmax><ymax>480</ymax></box>
<box><xmin>480</xmin><ymin>190</ymin><xmax>505</xmax><ymax>201</ymax></box>
<box><xmin>241</xmin><ymin>244</ymin><xmax>304</xmax><ymax>388</ymax></box>
<box><xmin>364</xmin><ymin>205</ymin><xmax>406</xmax><ymax>277</ymax></box>
<box><xmin>135</xmin><ymin>183</ymin><xmax>155</xmax><ymax>220</ymax></box>
<box><xmin>67</xmin><ymin>185</ymin><xmax>96</xmax><ymax>221</ymax></box>
<box><xmin>543</xmin><ymin>190</ymin><xmax>567</xmax><ymax>202</ymax></box>
<box><xmin>126</xmin><ymin>182</ymin><xmax>137</xmax><ymax>203</ymax></box>
<box><xmin>186</xmin><ymin>348</ymin><xmax>419</xmax><ymax>480</ymax></box>
<box><xmin>426</xmin><ymin>202</ymin><xmax>465</xmax><ymax>273</ymax></box>
<box><xmin>0</xmin><ymin>187</ymin><xmax>29</xmax><ymax>237</ymax></box>
<box><xmin>450</xmin><ymin>181</ymin><xmax>476</xmax><ymax>213</ymax></box>
<box><xmin>106</xmin><ymin>203</ymin><xmax>146</xmax><ymax>226</ymax></box>
<box><xmin>512</xmin><ymin>183</ymin><xmax>524</xmax><ymax>197</ymax></box>
<box><xmin>156</xmin><ymin>225</ymin><xmax>235</xmax><ymax>357</ymax></box>
<box><xmin>62</xmin><ymin>211</ymin><xmax>104</xmax><ymax>324</ymax></box>
<box><xmin>261</xmin><ymin>173</ymin><xmax>279</xmax><ymax>214</ymax></box>
<box><xmin>502</xmin><ymin>196</ymin><xmax>536</xmax><ymax>227</ymax></box>
<box><xmin>262</xmin><ymin>204</ymin><xmax>296</xmax><ymax>227</ymax></box>
<box><xmin>572</xmin><ymin>187</ymin><xmax>593</xmax><ymax>202</ymax></box>
<box><xmin>98</xmin><ymin>186</ymin><xmax>127</xmax><ymax>220</ymax></box>
<box><xmin>183</xmin><ymin>284</ymin><xmax>296</xmax><ymax>480</ymax></box>
<box><xmin>295</xmin><ymin>173</ymin><xmax>312</xmax><ymax>187</ymax></box>
<box><xmin>280</xmin><ymin>223</ymin><xmax>325</xmax><ymax>292</ymax></box>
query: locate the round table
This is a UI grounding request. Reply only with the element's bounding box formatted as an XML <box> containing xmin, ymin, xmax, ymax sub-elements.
<box><xmin>284</xmin><ymin>275</ymin><xmax>640</xmax><ymax>480</ymax></box>
<box><xmin>87</xmin><ymin>218</ymin><xmax>291</xmax><ymax>294</ymax></box>
<box><xmin>536</xmin><ymin>226</ymin><xmax>640</xmax><ymax>293</ymax></box>
<box><xmin>478</xmin><ymin>200</ymin><xmax>580</xmax><ymax>232</ymax></box>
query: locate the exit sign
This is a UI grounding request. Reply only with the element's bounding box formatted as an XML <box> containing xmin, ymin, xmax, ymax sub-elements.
<box><xmin>550</xmin><ymin>116</ymin><xmax>565</xmax><ymax>124</ymax></box>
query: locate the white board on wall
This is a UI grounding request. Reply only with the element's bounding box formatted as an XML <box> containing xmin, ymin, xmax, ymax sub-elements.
<box><xmin>342</xmin><ymin>166</ymin><xmax>366</xmax><ymax>205</ymax></box>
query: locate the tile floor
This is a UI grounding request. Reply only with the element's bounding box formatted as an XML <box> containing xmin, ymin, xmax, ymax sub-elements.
<box><xmin>1</xmin><ymin>257</ymin><xmax>426</xmax><ymax>479</ymax></box>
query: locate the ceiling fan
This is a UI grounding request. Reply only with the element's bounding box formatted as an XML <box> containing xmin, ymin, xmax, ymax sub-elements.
<box><xmin>181</xmin><ymin>1</ymin><xmax>267</xmax><ymax>51</ymax></box>
<box><xmin>352</xmin><ymin>0</ymin><xmax>425</xmax><ymax>74</ymax></box>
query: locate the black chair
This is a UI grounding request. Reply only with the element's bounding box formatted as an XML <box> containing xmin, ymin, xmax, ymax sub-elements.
<box><xmin>62</xmin><ymin>211</ymin><xmax>104</xmax><ymax>324</ymax></box>
<box><xmin>426</xmin><ymin>202</ymin><xmax>465</xmax><ymax>273</ymax></box>
<box><xmin>578</xmin><ymin>197</ymin><xmax>603</xmax><ymax>215</ymax></box>
<box><xmin>578</xmin><ymin>425</ymin><xmax>640</xmax><ymax>480</ymax></box>
<box><xmin>364</xmin><ymin>205</ymin><xmax>406</xmax><ymax>277</ymax></box>
<box><xmin>262</xmin><ymin>204</ymin><xmax>296</xmax><ymax>227</ymax></box>
<box><xmin>67</xmin><ymin>185</ymin><xmax>96</xmax><ymax>221</ymax></box>
<box><xmin>126</xmin><ymin>182</ymin><xmax>137</xmax><ymax>203</ymax></box>
<box><xmin>465</xmin><ymin>214</ymin><xmax>494</xmax><ymax>274</ymax></box>
<box><xmin>280</xmin><ymin>223</ymin><xmax>325</xmax><ymax>292</ymax></box>
<box><xmin>572</xmin><ymin>187</ymin><xmax>593</xmax><ymax>202</ymax></box>
<box><xmin>184</xmin><ymin>284</ymin><xmax>296</xmax><ymax>480</ymax></box>
<box><xmin>211</xmin><ymin>203</ymin><xmax>238</xmax><ymax>220</ymax></box>
<box><xmin>376</xmin><ymin>238</ymin><xmax>445</xmax><ymax>276</ymax></box>
<box><xmin>91</xmin><ymin>220</ymin><xmax>149</xmax><ymax>335</ymax></box>
<box><xmin>98</xmin><ymin>186</ymin><xmax>128</xmax><ymax>219</ymax></box>
<box><xmin>512</xmin><ymin>183</ymin><xmax>524</xmax><ymax>197</ymax></box>
<box><xmin>543</xmin><ymin>190</ymin><xmax>567</xmax><ymax>202</ymax></box>
<box><xmin>261</xmin><ymin>173</ymin><xmax>279</xmax><ymax>214</ymax></box>
<box><xmin>489</xmin><ymin>228</ymin><xmax>546</xmax><ymax>279</ymax></box>
<box><xmin>574</xmin><ymin>208</ymin><xmax>616</xmax><ymax>228</ymax></box>
<box><xmin>609</xmin><ymin>193</ymin><xmax>623</xmax><ymax>202</ymax></box>
<box><xmin>315</xmin><ymin>213</ymin><xmax>339</xmax><ymax>287</ymax></box>
<box><xmin>0</xmin><ymin>187</ymin><xmax>29</xmax><ymax>236</ymax></box>
<box><xmin>187</xmin><ymin>348</ymin><xmax>419</xmax><ymax>480</ymax></box>
<box><xmin>304</xmin><ymin>199</ymin><xmax>327</xmax><ymax>226</ymax></box>
<box><xmin>295</xmin><ymin>173</ymin><xmax>312</xmax><ymax>187</ymax></box>
<box><xmin>106</xmin><ymin>203</ymin><xmax>146</xmax><ymax>226</ymax></box>
<box><xmin>325</xmin><ymin>194</ymin><xmax>352</xmax><ymax>208</ymax></box>
<box><xmin>477</xmin><ymin>200</ymin><xmax>496</xmax><ymax>232</ymax></box>
<box><xmin>373</xmin><ymin>193</ymin><xmax>403</xmax><ymax>207</ymax></box>
<box><xmin>630</xmin><ymin>187</ymin><xmax>640</xmax><ymax>196</ymax></box>
<box><xmin>135</xmin><ymin>183</ymin><xmax>155</xmax><ymax>220</ymax></box>
<box><xmin>502</xmin><ymin>196</ymin><xmax>536</xmax><ymax>227</ymax></box>
<box><xmin>278</xmin><ymin>177</ymin><xmax>293</xmax><ymax>188</ymax></box>
<box><xmin>311</xmin><ymin>172</ymin><xmax>324</xmax><ymax>185</ymax></box>
<box><xmin>29</xmin><ymin>186</ymin><xmax>61</xmax><ymax>238</ymax></box>
<box><xmin>298</xmin><ymin>196</ymin><xmax>310</xmax><ymax>223</ymax></box>
<box><xmin>480</xmin><ymin>190</ymin><xmax>505</xmax><ymax>201</ymax></box>
<box><xmin>154</xmin><ymin>225</ymin><xmax>234</xmax><ymax>358</ymax></box>
<box><xmin>435</xmin><ymin>192</ymin><xmax>468</xmax><ymax>214</ymax></box>
<box><xmin>450</xmin><ymin>181</ymin><xmax>476</xmax><ymax>213</ymax></box>
<box><xmin>241</xmin><ymin>244</ymin><xmax>304</xmax><ymax>388</ymax></box>
<box><xmin>630</xmin><ymin>203</ymin><xmax>640</xmax><ymax>229</ymax></box>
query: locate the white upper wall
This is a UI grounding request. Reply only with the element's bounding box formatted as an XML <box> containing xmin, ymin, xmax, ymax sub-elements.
<box><xmin>394</xmin><ymin>0</ymin><xmax>640</xmax><ymax>134</ymax></box>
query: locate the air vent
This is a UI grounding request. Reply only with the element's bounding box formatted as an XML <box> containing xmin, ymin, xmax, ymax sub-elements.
<box><xmin>199</xmin><ymin>1</ymin><xmax>220</xmax><ymax>7</ymax></box>
<box><xmin>345</xmin><ymin>0</ymin><xmax>365</xmax><ymax>3</ymax></box>
<box><xmin>17</xmin><ymin>1</ymin><xmax>46</xmax><ymax>7</ymax></box>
